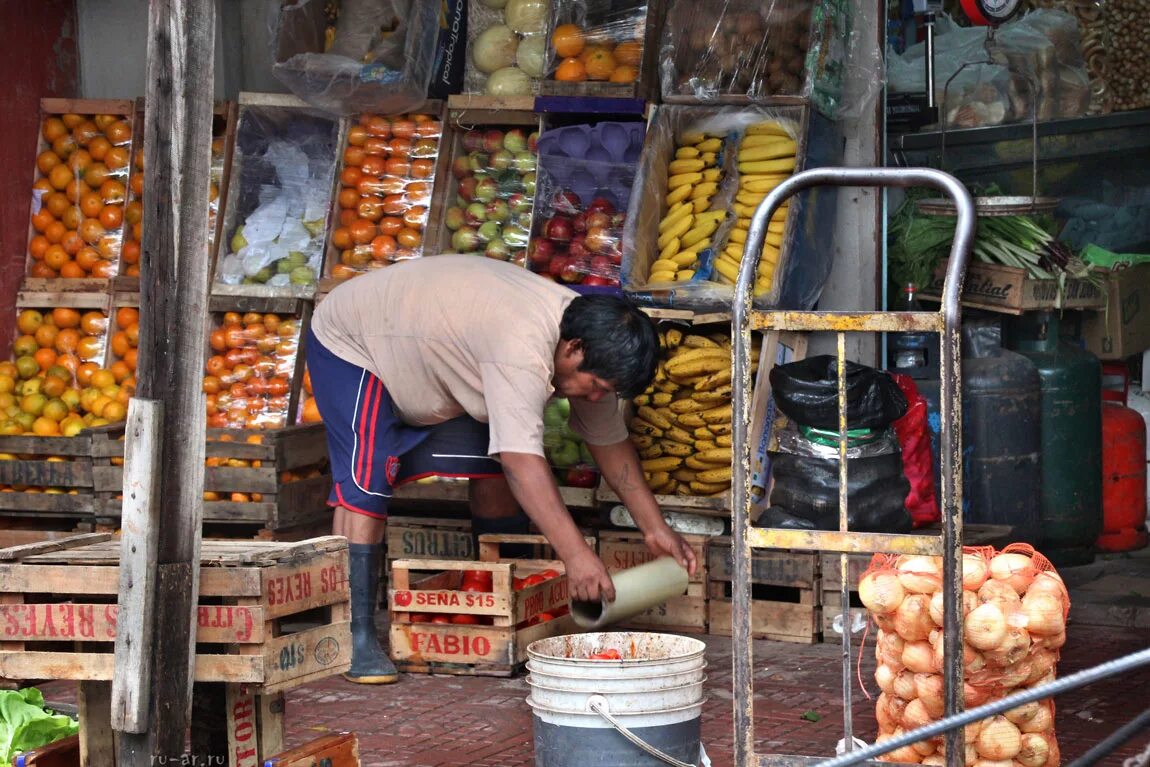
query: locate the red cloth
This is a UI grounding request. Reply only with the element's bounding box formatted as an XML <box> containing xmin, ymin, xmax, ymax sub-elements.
<box><xmin>891</xmin><ymin>373</ymin><xmax>939</xmax><ymax>527</ymax></box>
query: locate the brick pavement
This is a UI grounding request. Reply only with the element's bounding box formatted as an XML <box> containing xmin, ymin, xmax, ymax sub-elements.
<box><xmin>280</xmin><ymin>622</ymin><xmax>1150</xmax><ymax>766</ymax></box>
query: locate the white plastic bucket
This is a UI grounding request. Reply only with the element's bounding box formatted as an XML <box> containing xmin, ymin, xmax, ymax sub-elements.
<box><xmin>526</xmin><ymin>632</ymin><xmax>707</xmax><ymax>767</ymax></box>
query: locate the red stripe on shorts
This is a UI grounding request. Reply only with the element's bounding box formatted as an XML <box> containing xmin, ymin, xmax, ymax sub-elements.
<box><xmin>355</xmin><ymin>375</ymin><xmax>380</xmax><ymax>488</ymax></box>
<box><xmin>362</xmin><ymin>376</ymin><xmax>384</xmax><ymax>489</ymax></box>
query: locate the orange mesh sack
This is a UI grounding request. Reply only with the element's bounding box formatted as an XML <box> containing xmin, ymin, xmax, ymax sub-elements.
<box><xmin>858</xmin><ymin>544</ymin><xmax>1069</xmax><ymax>765</ymax></box>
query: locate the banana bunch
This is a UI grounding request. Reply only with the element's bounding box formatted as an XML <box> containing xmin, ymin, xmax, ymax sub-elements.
<box><xmin>628</xmin><ymin>327</ymin><xmax>761</xmax><ymax>496</ymax></box>
<box><xmin>650</xmin><ymin>132</ymin><xmax>728</xmax><ymax>285</ymax></box>
<box><xmin>713</xmin><ymin>120</ymin><xmax>798</xmax><ymax>295</ymax></box>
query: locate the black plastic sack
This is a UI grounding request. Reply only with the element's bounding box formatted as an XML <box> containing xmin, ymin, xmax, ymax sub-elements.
<box><xmin>769</xmin><ymin>355</ymin><xmax>908</xmax><ymax>430</ymax></box>
<box><xmin>767</xmin><ymin>451</ymin><xmax>913</xmax><ymax>533</ymax></box>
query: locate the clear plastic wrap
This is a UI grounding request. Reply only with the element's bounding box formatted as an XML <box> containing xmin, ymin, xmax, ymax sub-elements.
<box><xmin>464</xmin><ymin>0</ymin><xmax>548</xmax><ymax>96</ymax></box>
<box><xmin>545</xmin><ymin>0</ymin><xmax>648</xmax><ymax>87</ymax></box>
<box><xmin>326</xmin><ymin>112</ymin><xmax>442</xmax><ymax>283</ymax></box>
<box><xmin>204</xmin><ymin>310</ymin><xmax>302</xmax><ymax>430</ymax></box>
<box><xmin>28</xmin><ymin>109</ymin><xmax>136</xmax><ymax>280</ymax></box>
<box><xmin>528</xmin><ymin>123</ymin><xmax>644</xmax><ymax>290</ymax></box>
<box><xmin>296</xmin><ymin>364</ymin><xmax>322</xmax><ymax>424</ymax></box>
<box><xmin>104</xmin><ymin>305</ymin><xmax>141</xmax><ymax>411</ymax></box>
<box><xmin>622</xmin><ymin>104</ymin><xmax>836</xmax><ymax>311</ymax></box>
<box><xmin>215</xmin><ymin>103</ymin><xmax>341</xmax><ymax>292</ymax></box>
<box><xmin>271</xmin><ymin>0</ymin><xmax>440</xmax><ymax>116</ymax></box>
<box><xmin>660</xmin><ymin>0</ymin><xmax>811</xmax><ymax>101</ymax></box>
<box><xmin>861</xmin><ymin>545</ymin><xmax>1068</xmax><ymax>766</ymax></box>
<box><xmin>438</xmin><ymin>123</ymin><xmax>540</xmax><ymax>264</ymax></box>
<box><xmin>544</xmin><ymin>398</ymin><xmax>599</xmax><ymax>487</ymax></box>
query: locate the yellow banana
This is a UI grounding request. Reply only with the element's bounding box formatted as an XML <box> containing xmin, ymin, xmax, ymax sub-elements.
<box><xmin>739</xmin><ymin>174</ymin><xmax>791</xmax><ymax>193</ymax></box>
<box><xmin>672</xmin><ymin>468</ymin><xmax>698</xmax><ymax>483</ymax></box>
<box><xmin>658</xmin><ymin>200</ymin><xmax>693</xmax><ymax>233</ymax></box>
<box><xmin>746</xmin><ymin>120</ymin><xmax>796</xmax><ymax>137</ymax></box>
<box><xmin>702</xmin><ymin>168</ymin><xmax>722</xmax><ymax>182</ymax></box>
<box><xmin>675</xmin><ymin>269</ymin><xmax>695</xmax><ymax>282</ymax></box>
<box><xmin>669</xmin><ymin>158</ymin><xmax>706</xmax><ymax>174</ymax></box>
<box><xmin>668</xmin><ymin>171</ymin><xmax>704</xmax><ymax>190</ymax></box>
<box><xmin>712</xmin><ymin>256</ymin><xmax>739</xmax><ymax>283</ymax></box>
<box><xmin>740</xmin><ymin>133</ymin><xmax>794</xmax><ymax>148</ymax></box>
<box><xmin>665</xmin><ymin>425</ymin><xmax>695</xmax><ymax>445</ymax></box>
<box><xmin>680</xmin><ymin>334</ymin><xmax>722</xmax><ymax>349</ymax></box>
<box><xmin>690</xmin><ymin>182</ymin><xmax>718</xmax><ymax>200</ymax></box>
<box><xmin>690</xmin><ymin>479</ymin><xmax>731</xmax><ymax>494</ymax></box>
<box><xmin>663</xmin><ymin>327</ymin><xmax>683</xmax><ymax>348</ymax></box>
<box><xmin>657</xmin><ymin>214</ymin><xmax>692</xmax><ymax>250</ymax></box>
<box><xmin>650</xmin><ymin>258</ymin><xmax>681</xmax><ymax>274</ymax></box>
<box><xmin>641</xmin><ymin>456</ymin><xmax>683</xmax><ymax>473</ymax></box>
<box><xmin>699</xmin><ymin>152</ymin><xmax>717</xmax><ymax>166</ymax></box>
<box><xmin>737</xmin><ymin>140</ymin><xmax>797</xmax><ymax>162</ymax></box>
<box><xmin>639</xmin><ymin>444</ymin><xmax>664</xmax><ymax>460</ymax></box>
<box><xmin>666</xmin><ymin>182</ymin><xmax>693</xmax><ymax>206</ymax></box>
<box><xmin>679</xmin><ymin>132</ymin><xmax>705</xmax><ymax>145</ymax></box>
<box><xmin>671</xmin><ymin>251</ymin><xmax>699</xmax><ymax>267</ymax></box>
<box><xmin>681</xmin><ymin>219</ymin><xmax>720</xmax><ymax>249</ymax></box>
<box><xmin>630</xmin><ymin>434</ymin><xmax>653</xmax><ymax>449</ymax></box>
<box><xmin>685</xmin><ymin>455</ymin><xmax>720</xmax><ymax>471</ymax></box>
<box><xmin>669</xmin><ymin>398</ymin><xmax>711</xmax><ymax>414</ymax></box>
<box><xmin>691</xmin><ymin>197</ymin><xmax>712</xmax><ymax>214</ymax></box>
<box><xmin>737</xmin><ymin>157</ymin><xmax>797</xmax><ymax>175</ymax></box>
<box><xmin>696</xmin><ymin>466</ymin><xmax>733</xmax><ymax>483</ymax></box>
<box><xmin>661</xmin><ymin>440</ymin><xmax>693</xmax><ymax>458</ymax></box>
<box><xmin>649</xmin><ymin>270</ymin><xmax>676</xmax><ymax>283</ymax></box>
<box><xmin>674</xmin><ymin>146</ymin><xmax>700</xmax><ymax>159</ymax></box>
<box><xmin>652</xmin><ymin>391</ymin><xmax>673</xmax><ymax>406</ymax></box>
<box><xmin>715</xmin><ymin>434</ymin><xmax>732</xmax><ymax>448</ymax></box>
<box><xmin>695</xmin><ymin>137</ymin><xmax>722</xmax><ymax>152</ymax></box>
<box><xmin>645</xmin><ymin>470</ymin><xmax>670</xmax><ymax>486</ymax></box>
<box><xmin>695</xmin><ymin>368</ymin><xmax>732</xmax><ymax>392</ymax></box>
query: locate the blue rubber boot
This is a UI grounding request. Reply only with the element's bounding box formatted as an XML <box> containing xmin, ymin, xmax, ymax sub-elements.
<box><xmin>344</xmin><ymin>543</ymin><xmax>399</xmax><ymax>684</ymax></box>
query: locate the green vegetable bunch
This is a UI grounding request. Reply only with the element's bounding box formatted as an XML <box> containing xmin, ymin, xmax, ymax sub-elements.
<box><xmin>0</xmin><ymin>688</ymin><xmax>79</xmax><ymax>763</ymax></box>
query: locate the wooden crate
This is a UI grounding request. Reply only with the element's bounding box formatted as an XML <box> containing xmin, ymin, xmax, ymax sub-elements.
<box><xmin>537</xmin><ymin>0</ymin><xmax>666</xmax><ymax>103</ymax></box>
<box><xmin>392</xmin><ymin>476</ymin><xmax>597</xmax><ymax>509</ymax></box>
<box><xmin>213</xmin><ymin>93</ymin><xmax>344</xmax><ymax>300</ymax></box>
<box><xmin>0</xmin><ymin>534</ymin><xmax>351</xmax><ymax>693</ymax></box>
<box><xmin>318</xmin><ymin>105</ymin><xmax>447</xmax><ymax>292</ymax></box>
<box><xmin>264</xmin><ymin>732</ymin><xmax>359</xmax><ymax>766</ymax></box>
<box><xmin>90</xmin><ymin>422</ymin><xmax>331</xmax><ymax>531</ymax></box>
<box><xmin>706</xmin><ymin>536</ymin><xmax>820</xmax><ymax>644</ymax></box>
<box><xmin>425</xmin><ymin>104</ymin><xmax>542</xmax><ymax>259</ymax></box>
<box><xmin>598</xmin><ymin>529</ymin><xmax>708</xmax><ymax>633</ymax></box>
<box><xmin>0</xmin><ymin>433</ymin><xmax>95</xmax><ymax>519</ymax></box>
<box><xmin>385</xmin><ymin>515</ymin><xmax>474</xmax><ymax>565</ymax></box>
<box><xmin>921</xmin><ymin>260</ymin><xmax>1107</xmax><ymax>315</ymax></box>
<box><xmin>388</xmin><ymin>534</ymin><xmax>576</xmax><ymax>676</ymax></box>
<box><xmin>23</xmin><ymin>98</ymin><xmax>140</xmax><ymax>292</ymax></box>
<box><xmin>817</xmin><ymin>551</ymin><xmax>872</xmax><ymax>643</ymax></box>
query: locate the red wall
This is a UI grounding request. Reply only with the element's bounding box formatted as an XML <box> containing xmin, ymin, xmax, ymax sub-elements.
<box><xmin>0</xmin><ymin>2</ymin><xmax>79</xmax><ymax>357</ymax></box>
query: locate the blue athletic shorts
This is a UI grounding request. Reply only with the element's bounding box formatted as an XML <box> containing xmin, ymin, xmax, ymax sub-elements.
<box><xmin>305</xmin><ymin>328</ymin><xmax>503</xmax><ymax>518</ymax></box>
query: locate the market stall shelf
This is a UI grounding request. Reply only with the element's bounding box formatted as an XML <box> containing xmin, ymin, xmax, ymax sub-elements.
<box><xmin>89</xmin><ymin>422</ymin><xmax>331</xmax><ymax>533</ymax></box>
<box><xmin>387</xmin><ymin>535</ymin><xmax>578</xmax><ymax>677</ymax></box>
<box><xmin>706</xmin><ymin>536</ymin><xmax>821</xmax><ymax>644</ymax></box>
<box><xmin>599</xmin><ymin>529</ymin><xmax>709</xmax><ymax>633</ymax></box>
<box><xmin>23</xmin><ymin>99</ymin><xmax>140</xmax><ymax>293</ymax></box>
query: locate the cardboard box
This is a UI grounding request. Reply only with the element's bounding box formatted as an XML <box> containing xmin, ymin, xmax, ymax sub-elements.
<box><xmin>923</xmin><ymin>261</ymin><xmax>1107</xmax><ymax>315</ymax></box>
<box><xmin>1080</xmin><ymin>263</ymin><xmax>1150</xmax><ymax>360</ymax></box>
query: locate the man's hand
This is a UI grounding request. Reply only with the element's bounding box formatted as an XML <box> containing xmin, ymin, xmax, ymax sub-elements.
<box><xmin>565</xmin><ymin>548</ymin><xmax>617</xmax><ymax>603</ymax></box>
<box><xmin>644</xmin><ymin>525</ymin><xmax>698</xmax><ymax>577</ymax></box>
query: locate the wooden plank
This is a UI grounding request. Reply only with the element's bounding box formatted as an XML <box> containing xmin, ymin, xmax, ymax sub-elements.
<box><xmin>259</xmin><ymin>622</ymin><xmax>352</xmax><ymax>689</ymax></box>
<box><xmin>0</xmin><ymin>459</ymin><xmax>92</xmax><ymax>486</ymax></box>
<box><xmin>385</xmin><ymin>516</ymin><xmax>474</xmax><ymax>562</ymax></box>
<box><xmin>0</xmin><ymin>603</ymin><xmax>265</xmax><ymax>643</ymax></box>
<box><xmin>0</xmin><ymin>494</ymin><xmax>95</xmax><ymax>515</ymax></box>
<box><xmin>708</xmin><ymin>598</ymin><xmax>820</xmax><ymax>644</ymax></box>
<box><xmin>262</xmin><ymin>733</ymin><xmax>359</xmax><ymax>767</ymax></box>
<box><xmin>0</xmin><ymin>650</ymin><xmax>263</xmax><ymax>683</ymax></box>
<box><xmin>0</xmin><ymin>564</ymin><xmax>262</xmax><ymax>596</ymax></box>
<box><xmin>619</xmin><ymin>593</ymin><xmax>708</xmax><ymax>634</ymax></box>
<box><xmin>0</xmin><ymin>533</ymin><xmax>111</xmax><ymax>561</ymax></box>
<box><xmin>112</xmin><ymin>398</ymin><xmax>162</xmax><ymax>733</ymax></box>
<box><xmin>707</xmin><ymin>538</ymin><xmax>819</xmax><ymax>589</ymax></box>
<box><xmin>78</xmin><ymin>681</ymin><xmax>115</xmax><ymax>767</ymax></box>
<box><xmin>227</xmin><ymin>684</ymin><xmax>267</xmax><ymax>767</ymax></box>
<box><xmin>42</xmin><ymin>97</ymin><xmax>135</xmax><ymax>115</ymax></box>
<box><xmin>388</xmin><ymin>622</ymin><xmax>513</xmax><ymax>667</ymax></box>
<box><xmin>260</xmin><ymin>550</ymin><xmax>349</xmax><ymax>620</ymax></box>
<box><xmin>0</xmin><ymin>431</ymin><xmax>93</xmax><ymax>456</ymax></box>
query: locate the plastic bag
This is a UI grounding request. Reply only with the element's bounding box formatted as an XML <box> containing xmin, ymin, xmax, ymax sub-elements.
<box><xmin>769</xmin><ymin>449</ymin><xmax>912</xmax><ymax>533</ymax></box>
<box><xmin>769</xmin><ymin>356</ymin><xmax>908</xmax><ymax>430</ymax></box>
<box><xmin>271</xmin><ymin>0</ymin><xmax>439</xmax><ymax>116</ymax></box>
<box><xmin>528</xmin><ymin>123</ymin><xmax>644</xmax><ymax>290</ymax></box>
<box><xmin>547</xmin><ymin>0</ymin><xmax>648</xmax><ymax>87</ymax></box>
<box><xmin>215</xmin><ymin>104</ymin><xmax>341</xmax><ymax>292</ymax></box>
<box><xmin>890</xmin><ymin>374</ymin><xmax>939</xmax><ymax>528</ymax></box>
<box><xmin>861</xmin><ymin>545</ymin><xmax>1068</xmax><ymax>765</ymax></box>
<box><xmin>326</xmin><ymin>112</ymin><xmax>442</xmax><ymax>283</ymax></box>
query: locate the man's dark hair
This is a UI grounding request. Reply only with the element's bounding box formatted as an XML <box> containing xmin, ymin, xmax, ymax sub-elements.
<box><xmin>560</xmin><ymin>295</ymin><xmax>659</xmax><ymax>399</ymax></box>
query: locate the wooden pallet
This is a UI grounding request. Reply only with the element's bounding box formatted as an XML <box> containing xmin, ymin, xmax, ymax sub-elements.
<box><xmin>387</xmin><ymin>534</ymin><xmax>576</xmax><ymax>676</ymax></box>
<box><xmin>89</xmin><ymin>422</ymin><xmax>331</xmax><ymax>531</ymax></box>
<box><xmin>598</xmin><ymin>529</ymin><xmax>709</xmax><ymax>634</ymax></box>
<box><xmin>706</xmin><ymin>536</ymin><xmax>820</xmax><ymax>644</ymax></box>
<box><xmin>0</xmin><ymin>534</ymin><xmax>350</xmax><ymax>693</ymax></box>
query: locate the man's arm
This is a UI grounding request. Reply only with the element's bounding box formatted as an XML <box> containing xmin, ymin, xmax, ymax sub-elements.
<box><xmin>587</xmin><ymin>438</ymin><xmax>698</xmax><ymax>576</ymax></box>
<box><xmin>498</xmin><ymin>451</ymin><xmax>616</xmax><ymax>602</ymax></box>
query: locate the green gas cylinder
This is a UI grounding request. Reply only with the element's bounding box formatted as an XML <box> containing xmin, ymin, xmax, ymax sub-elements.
<box><xmin>1005</xmin><ymin>311</ymin><xmax>1102</xmax><ymax>567</ymax></box>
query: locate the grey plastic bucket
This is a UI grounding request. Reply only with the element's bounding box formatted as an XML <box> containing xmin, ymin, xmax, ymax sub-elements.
<box><xmin>526</xmin><ymin>632</ymin><xmax>706</xmax><ymax>767</ymax></box>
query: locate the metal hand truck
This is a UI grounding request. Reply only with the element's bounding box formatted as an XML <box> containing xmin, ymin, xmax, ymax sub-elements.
<box><xmin>730</xmin><ymin>167</ymin><xmax>976</xmax><ymax>767</ymax></box>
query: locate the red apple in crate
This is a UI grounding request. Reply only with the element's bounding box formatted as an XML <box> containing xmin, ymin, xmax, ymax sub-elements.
<box><xmin>504</xmin><ymin>128</ymin><xmax>528</xmax><ymax>153</ymax></box>
<box><xmin>552</xmin><ymin>190</ymin><xmax>581</xmax><ymax>216</ymax></box>
<box><xmin>559</xmin><ymin>259</ymin><xmax>585</xmax><ymax>284</ymax></box>
<box><xmin>465</xmin><ymin>202</ymin><xmax>487</xmax><ymax>226</ymax></box>
<box><xmin>585</xmin><ymin>226</ymin><xmax>615</xmax><ymax>255</ymax></box>
<box><xmin>445</xmin><ymin>206</ymin><xmax>466</xmax><ymax>231</ymax></box>
<box><xmin>544</xmin><ymin>216</ymin><xmax>574</xmax><ymax>244</ymax></box>
<box><xmin>587</xmin><ymin>196</ymin><xmax>616</xmax><ymax>216</ymax></box>
<box><xmin>452</xmin><ymin>156</ymin><xmax>471</xmax><ymax>179</ymax></box>
<box><xmin>462</xmin><ymin>130</ymin><xmax>485</xmax><ymax>153</ymax></box>
<box><xmin>528</xmin><ymin>131</ymin><xmax>539</xmax><ymax>152</ymax></box>
<box><xmin>548</xmin><ymin>255</ymin><xmax>569</xmax><ymax>279</ymax></box>
<box><xmin>490</xmin><ymin>149</ymin><xmax>514</xmax><ymax>171</ymax></box>
<box><xmin>483</xmin><ymin>129</ymin><xmax>505</xmax><ymax>153</ymax></box>
<box><xmin>528</xmin><ymin>238</ymin><xmax>555</xmax><ymax>267</ymax></box>
<box><xmin>585</xmin><ymin>211</ymin><xmax>611</xmax><ymax>232</ymax></box>
<box><xmin>565</xmin><ymin>465</ymin><xmax>597</xmax><ymax>488</ymax></box>
<box><xmin>572</xmin><ymin>211</ymin><xmax>589</xmax><ymax>234</ymax></box>
<box><xmin>582</xmin><ymin>275</ymin><xmax>614</xmax><ymax>287</ymax></box>
<box><xmin>611</xmin><ymin>212</ymin><xmax>627</xmax><ymax>229</ymax></box>
<box><xmin>474</xmin><ymin>178</ymin><xmax>499</xmax><ymax>203</ymax></box>
<box><xmin>567</xmin><ymin>234</ymin><xmax>589</xmax><ymax>262</ymax></box>
<box><xmin>508</xmin><ymin>193</ymin><xmax>532</xmax><ymax>215</ymax></box>
<box><xmin>458</xmin><ymin>176</ymin><xmax>478</xmax><ymax>202</ymax></box>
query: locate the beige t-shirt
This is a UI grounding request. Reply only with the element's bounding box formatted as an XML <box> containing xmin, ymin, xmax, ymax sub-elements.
<box><xmin>311</xmin><ymin>256</ymin><xmax>628</xmax><ymax>457</ymax></box>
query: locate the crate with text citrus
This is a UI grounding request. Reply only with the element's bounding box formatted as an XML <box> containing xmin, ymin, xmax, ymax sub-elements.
<box><xmin>214</xmin><ymin>93</ymin><xmax>343</xmax><ymax>298</ymax></box>
<box><xmin>388</xmin><ymin>534</ymin><xmax>576</xmax><ymax>676</ymax></box>
<box><xmin>25</xmin><ymin>99</ymin><xmax>140</xmax><ymax>288</ymax></box>
<box><xmin>323</xmin><ymin>111</ymin><xmax>443</xmax><ymax>287</ymax></box>
<box><xmin>122</xmin><ymin>101</ymin><xmax>236</xmax><ymax>282</ymax></box>
<box><xmin>428</xmin><ymin>109</ymin><xmax>541</xmax><ymax>264</ymax></box>
<box><xmin>89</xmin><ymin>422</ymin><xmax>332</xmax><ymax>530</ymax></box>
<box><xmin>598</xmin><ymin>529</ymin><xmax>708</xmax><ymax>633</ymax></box>
<box><xmin>385</xmin><ymin>516</ymin><xmax>474</xmax><ymax>566</ymax></box>
<box><xmin>706</xmin><ymin>536</ymin><xmax>820</xmax><ymax>644</ymax></box>
<box><xmin>204</xmin><ymin>297</ymin><xmax>310</xmax><ymax>431</ymax></box>
<box><xmin>0</xmin><ymin>534</ymin><xmax>351</xmax><ymax>693</ymax></box>
<box><xmin>541</xmin><ymin>0</ymin><xmax>666</xmax><ymax>100</ymax></box>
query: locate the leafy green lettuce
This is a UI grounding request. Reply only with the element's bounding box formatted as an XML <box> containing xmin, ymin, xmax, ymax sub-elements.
<box><xmin>0</xmin><ymin>687</ymin><xmax>80</xmax><ymax>763</ymax></box>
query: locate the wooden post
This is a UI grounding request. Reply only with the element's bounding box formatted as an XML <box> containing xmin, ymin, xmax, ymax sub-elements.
<box><xmin>116</xmin><ymin>0</ymin><xmax>215</xmax><ymax>763</ymax></box>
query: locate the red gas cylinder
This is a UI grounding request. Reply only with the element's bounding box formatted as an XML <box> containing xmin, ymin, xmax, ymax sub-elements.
<box><xmin>1098</xmin><ymin>402</ymin><xmax>1148</xmax><ymax>552</ymax></box>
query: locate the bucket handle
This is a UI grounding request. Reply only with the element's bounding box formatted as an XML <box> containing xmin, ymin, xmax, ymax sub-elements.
<box><xmin>586</xmin><ymin>695</ymin><xmax>698</xmax><ymax>767</ymax></box>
